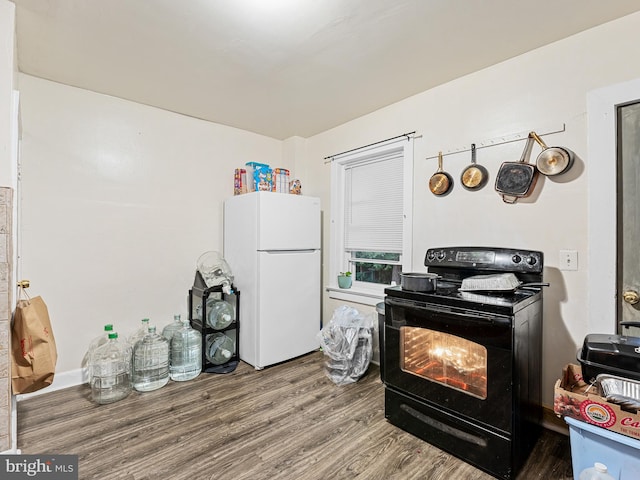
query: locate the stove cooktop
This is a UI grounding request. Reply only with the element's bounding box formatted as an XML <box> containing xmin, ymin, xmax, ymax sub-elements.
<box><xmin>386</xmin><ymin>246</ymin><xmax>545</xmax><ymax>314</ymax></box>
<box><xmin>385</xmin><ymin>282</ymin><xmax>542</xmax><ymax>314</ymax></box>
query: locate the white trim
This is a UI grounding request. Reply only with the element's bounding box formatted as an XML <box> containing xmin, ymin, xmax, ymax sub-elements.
<box><xmin>325</xmin><ymin>286</ymin><xmax>383</xmax><ymax>306</ymax></box>
<box><xmin>2</xmin><ymin>397</ymin><xmax>20</xmax><ymax>454</ymax></box>
<box><xmin>587</xmin><ymin>77</ymin><xmax>640</xmax><ymax>334</ymax></box>
<box><xmin>328</xmin><ymin>136</ymin><xmax>414</xmax><ymax>303</ymax></box>
<box><xmin>9</xmin><ymin>89</ymin><xmax>20</xmax><ymax>455</ymax></box>
<box><xmin>15</xmin><ymin>368</ymin><xmax>86</xmax><ymax>401</ymax></box>
<box><xmin>402</xmin><ymin>140</ymin><xmax>414</xmax><ymax>272</ymax></box>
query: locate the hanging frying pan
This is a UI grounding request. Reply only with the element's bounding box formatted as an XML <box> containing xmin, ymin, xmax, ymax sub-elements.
<box><xmin>494</xmin><ymin>133</ymin><xmax>538</xmax><ymax>204</ymax></box>
<box><xmin>461</xmin><ymin>143</ymin><xmax>488</xmax><ymax>190</ymax></box>
<box><xmin>429</xmin><ymin>151</ymin><xmax>453</xmax><ymax>196</ymax></box>
<box><xmin>530</xmin><ymin>131</ymin><xmax>575</xmax><ymax>176</ymax></box>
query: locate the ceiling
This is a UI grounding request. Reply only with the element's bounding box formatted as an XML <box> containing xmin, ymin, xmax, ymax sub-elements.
<box><xmin>10</xmin><ymin>0</ymin><xmax>640</xmax><ymax>140</ymax></box>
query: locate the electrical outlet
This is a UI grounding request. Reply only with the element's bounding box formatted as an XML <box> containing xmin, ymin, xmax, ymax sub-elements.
<box><xmin>559</xmin><ymin>250</ymin><xmax>578</xmax><ymax>271</ymax></box>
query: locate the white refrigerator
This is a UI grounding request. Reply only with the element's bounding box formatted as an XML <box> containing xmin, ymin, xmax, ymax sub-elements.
<box><xmin>223</xmin><ymin>192</ymin><xmax>321</xmax><ymax>369</ymax></box>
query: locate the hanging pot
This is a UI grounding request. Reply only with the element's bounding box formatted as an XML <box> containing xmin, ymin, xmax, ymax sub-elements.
<box><xmin>494</xmin><ymin>133</ymin><xmax>538</xmax><ymax>204</ymax></box>
<box><xmin>461</xmin><ymin>143</ymin><xmax>489</xmax><ymax>190</ymax></box>
<box><xmin>429</xmin><ymin>151</ymin><xmax>453</xmax><ymax>196</ymax></box>
<box><xmin>530</xmin><ymin>131</ymin><xmax>575</xmax><ymax>176</ymax></box>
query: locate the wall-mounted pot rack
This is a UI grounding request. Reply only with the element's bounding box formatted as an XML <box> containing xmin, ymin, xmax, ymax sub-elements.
<box><xmin>425</xmin><ymin>123</ymin><xmax>566</xmax><ymax>161</ymax></box>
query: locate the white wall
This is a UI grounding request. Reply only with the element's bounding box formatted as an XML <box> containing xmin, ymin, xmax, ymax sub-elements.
<box><xmin>305</xmin><ymin>11</ymin><xmax>640</xmax><ymax>409</ymax></box>
<box><xmin>17</xmin><ymin>75</ymin><xmax>285</xmax><ymax>378</ymax></box>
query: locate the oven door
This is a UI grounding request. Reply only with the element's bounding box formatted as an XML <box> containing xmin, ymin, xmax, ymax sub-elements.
<box><xmin>384</xmin><ymin>296</ymin><xmax>513</xmax><ymax>434</ymax></box>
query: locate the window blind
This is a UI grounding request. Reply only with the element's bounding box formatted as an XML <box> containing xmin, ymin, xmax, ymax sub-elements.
<box><xmin>344</xmin><ymin>148</ymin><xmax>403</xmax><ymax>253</ymax></box>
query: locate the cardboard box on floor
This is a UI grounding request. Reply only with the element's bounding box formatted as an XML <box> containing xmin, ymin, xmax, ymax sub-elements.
<box><xmin>554</xmin><ymin>363</ymin><xmax>640</xmax><ymax>440</ymax></box>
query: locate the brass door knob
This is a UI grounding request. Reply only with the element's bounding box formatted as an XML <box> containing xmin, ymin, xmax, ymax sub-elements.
<box><xmin>623</xmin><ymin>290</ymin><xmax>640</xmax><ymax>305</ymax></box>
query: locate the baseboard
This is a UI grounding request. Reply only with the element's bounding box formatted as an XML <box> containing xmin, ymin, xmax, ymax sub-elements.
<box><xmin>542</xmin><ymin>405</ymin><xmax>568</xmax><ymax>435</ymax></box>
<box><xmin>15</xmin><ymin>368</ymin><xmax>86</xmax><ymax>402</ymax></box>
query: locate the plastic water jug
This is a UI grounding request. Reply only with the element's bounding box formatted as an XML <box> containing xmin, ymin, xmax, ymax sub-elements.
<box><xmin>128</xmin><ymin>318</ymin><xmax>150</xmax><ymax>350</ymax></box>
<box><xmin>169</xmin><ymin>319</ymin><xmax>202</xmax><ymax>381</ymax></box>
<box><xmin>162</xmin><ymin>314</ymin><xmax>184</xmax><ymax>341</ymax></box>
<box><xmin>84</xmin><ymin>323</ymin><xmax>114</xmax><ymax>382</ymax></box>
<box><xmin>132</xmin><ymin>325</ymin><xmax>170</xmax><ymax>392</ymax></box>
<box><xmin>197</xmin><ymin>251</ymin><xmax>233</xmax><ymax>294</ymax></box>
<box><xmin>206</xmin><ymin>299</ymin><xmax>234</xmax><ymax>330</ymax></box>
<box><xmin>579</xmin><ymin>463</ymin><xmax>615</xmax><ymax>480</ymax></box>
<box><xmin>206</xmin><ymin>333</ymin><xmax>234</xmax><ymax>365</ymax></box>
<box><xmin>90</xmin><ymin>332</ymin><xmax>131</xmax><ymax>404</ymax></box>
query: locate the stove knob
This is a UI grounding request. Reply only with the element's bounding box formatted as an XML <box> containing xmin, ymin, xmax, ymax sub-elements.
<box><xmin>426</xmin><ymin>251</ymin><xmax>435</xmax><ymax>261</ymax></box>
<box><xmin>512</xmin><ymin>255</ymin><xmax>521</xmax><ymax>264</ymax></box>
<box><xmin>437</xmin><ymin>250</ymin><xmax>446</xmax><ymax>260</ymax></box>
<box><xmin>526</xmin><ymin>256</ymin><xmax>537</xmax><ymax>266</ymax></box>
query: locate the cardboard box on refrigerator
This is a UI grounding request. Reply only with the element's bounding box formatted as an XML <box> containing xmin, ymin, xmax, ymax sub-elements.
<box><xmin>554</xmin><ymin>363</ymin><xmax>640</xmax><ymax>440</ymax></box>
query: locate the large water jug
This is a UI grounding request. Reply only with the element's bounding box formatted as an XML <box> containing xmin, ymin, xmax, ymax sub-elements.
<box><xmin>90</xmin><ymin>332</ymin><xmax>131</xmax><ymax>404</ymax></box>
<box><xmin>197</xmin><ymin>251</ymin><xmax>234</xmax><ymax>294</ymax></box>
<box><xmin>206</xmin><ymin>333</ymin><xmax>235</xmax><ymax>365</ymax></box>
<box><xmin>128</xmin><ymin>318</ymin><xmax>150</xmax><ymax>352</ymax></box>
<box><xmin>206</xmin><ymin>299</ymin><xmax>234</xmax><ymax>330</ymax></box>
<box><xmin>170</xmin><ymin>319</ymin><xmax>202</xmax><ymax>381</ymax></box>
<box><xmin>162</xmin><ymin>314</ymin><xmax>184</xmax><ymax>341</ymax></box>
<box><xmin>132</xmin><ymin>325</ymin><xmax>170</xmax><ymax>392</ymax></box>
<box><xmin>88</xmin><ymin>324</ymin><xmax>114</xmax><ymax>351</ymax></box>
<box><xmin>84</xmin><ymin>323</ymin><xmax>114</xmax><ymax>382</ymax></box>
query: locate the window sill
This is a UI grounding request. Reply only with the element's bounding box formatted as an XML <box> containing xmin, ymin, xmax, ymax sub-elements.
<box><xmin>325</xmin><ymin>285</ymin><xmax>384</xmax><ymax>306</ymax></box>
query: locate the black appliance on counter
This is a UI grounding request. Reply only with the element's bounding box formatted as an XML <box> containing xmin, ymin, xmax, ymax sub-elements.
<box><xmin>382</xmin><ymin>246</ymin><xmax>544</xmax><ymax>480</ymax></box>
<box><xmin>577</xmin><ymin>331</ymin><xmax>640</xmax><ymax>383</ymax></box>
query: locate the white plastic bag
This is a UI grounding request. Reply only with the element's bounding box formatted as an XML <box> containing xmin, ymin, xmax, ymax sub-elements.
<box><xmin>317</xmin><ymin>305</ymin><xmax>374</xmax><ymax>385</ymax></box>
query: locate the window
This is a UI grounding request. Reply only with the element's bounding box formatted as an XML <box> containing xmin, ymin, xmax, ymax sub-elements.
<box><xmin>329</xmin><ymin>135</ymin><xmax>413</xmax><ymax>304</ymax></box>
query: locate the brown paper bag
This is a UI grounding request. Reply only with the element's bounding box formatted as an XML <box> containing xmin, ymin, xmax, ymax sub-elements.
<box><xmin>11</xmin><ymin>293</ymin><xmax>58</xmax><ymax>394</ymax></box>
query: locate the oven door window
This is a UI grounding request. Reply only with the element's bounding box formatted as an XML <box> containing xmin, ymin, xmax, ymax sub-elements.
<box><xmin>400</xmin><ymin>327</ymin><xmax>487</xmax><ymax>399</ymax></box>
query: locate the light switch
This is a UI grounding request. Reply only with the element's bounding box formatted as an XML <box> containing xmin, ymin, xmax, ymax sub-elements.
<box><xmin>559</xmin><ymin>250</ymin><xmax>578</xmax><ymax>271</ymax></box>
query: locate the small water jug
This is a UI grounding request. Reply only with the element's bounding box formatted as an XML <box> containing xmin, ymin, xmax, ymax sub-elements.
<box><xmin>579</xmin><ymin>463</ymin><xmax>615</xmax><ymax>480</ymax></box>
<box><xmin>91</xmin><ymin>332</ymin><xmax>131</xmax><ymax>404</ymax></box>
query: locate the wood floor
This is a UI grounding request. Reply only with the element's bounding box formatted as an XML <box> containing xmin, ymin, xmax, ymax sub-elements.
<box><xmin>17</xmin><ymin>351</ymin><xmax>573</xmax><ymax>480</ymax></box>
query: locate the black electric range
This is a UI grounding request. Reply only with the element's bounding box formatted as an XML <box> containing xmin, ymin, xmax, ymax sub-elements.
<box><xmin>381</xmin><ymin>246</ymin><xmax>545</xmax><ymax>480</ymax></box>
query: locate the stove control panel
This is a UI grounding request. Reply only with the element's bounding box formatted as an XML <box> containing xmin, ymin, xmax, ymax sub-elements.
<box><xmin>424</xmin><ymin>246</ymin><xmax>543</xmax><ymax>274</ymax></box>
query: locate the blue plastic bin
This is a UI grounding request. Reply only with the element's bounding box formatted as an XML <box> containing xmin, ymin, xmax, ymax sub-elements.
<box><xmin>566</xmin><ymin>416</ymin><xmax>640</xmax><ymax>480</ymax></box>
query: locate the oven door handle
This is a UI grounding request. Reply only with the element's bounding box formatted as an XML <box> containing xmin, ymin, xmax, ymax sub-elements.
<box><xmin>385</xmin><ymin>297</ymin><xmax>511</xmax><ymax>326</ymax></box>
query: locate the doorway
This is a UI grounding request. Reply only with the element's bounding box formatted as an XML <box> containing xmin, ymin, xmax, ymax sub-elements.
<box><xmin>618</xmin><ymin>101</ymin><xmax>640</xmax><ymax>336</ymax></box>
<box><xmin>588</xmin><ymin>77</ymin><xmax>640</xmax><ymax>335</ymax></box>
